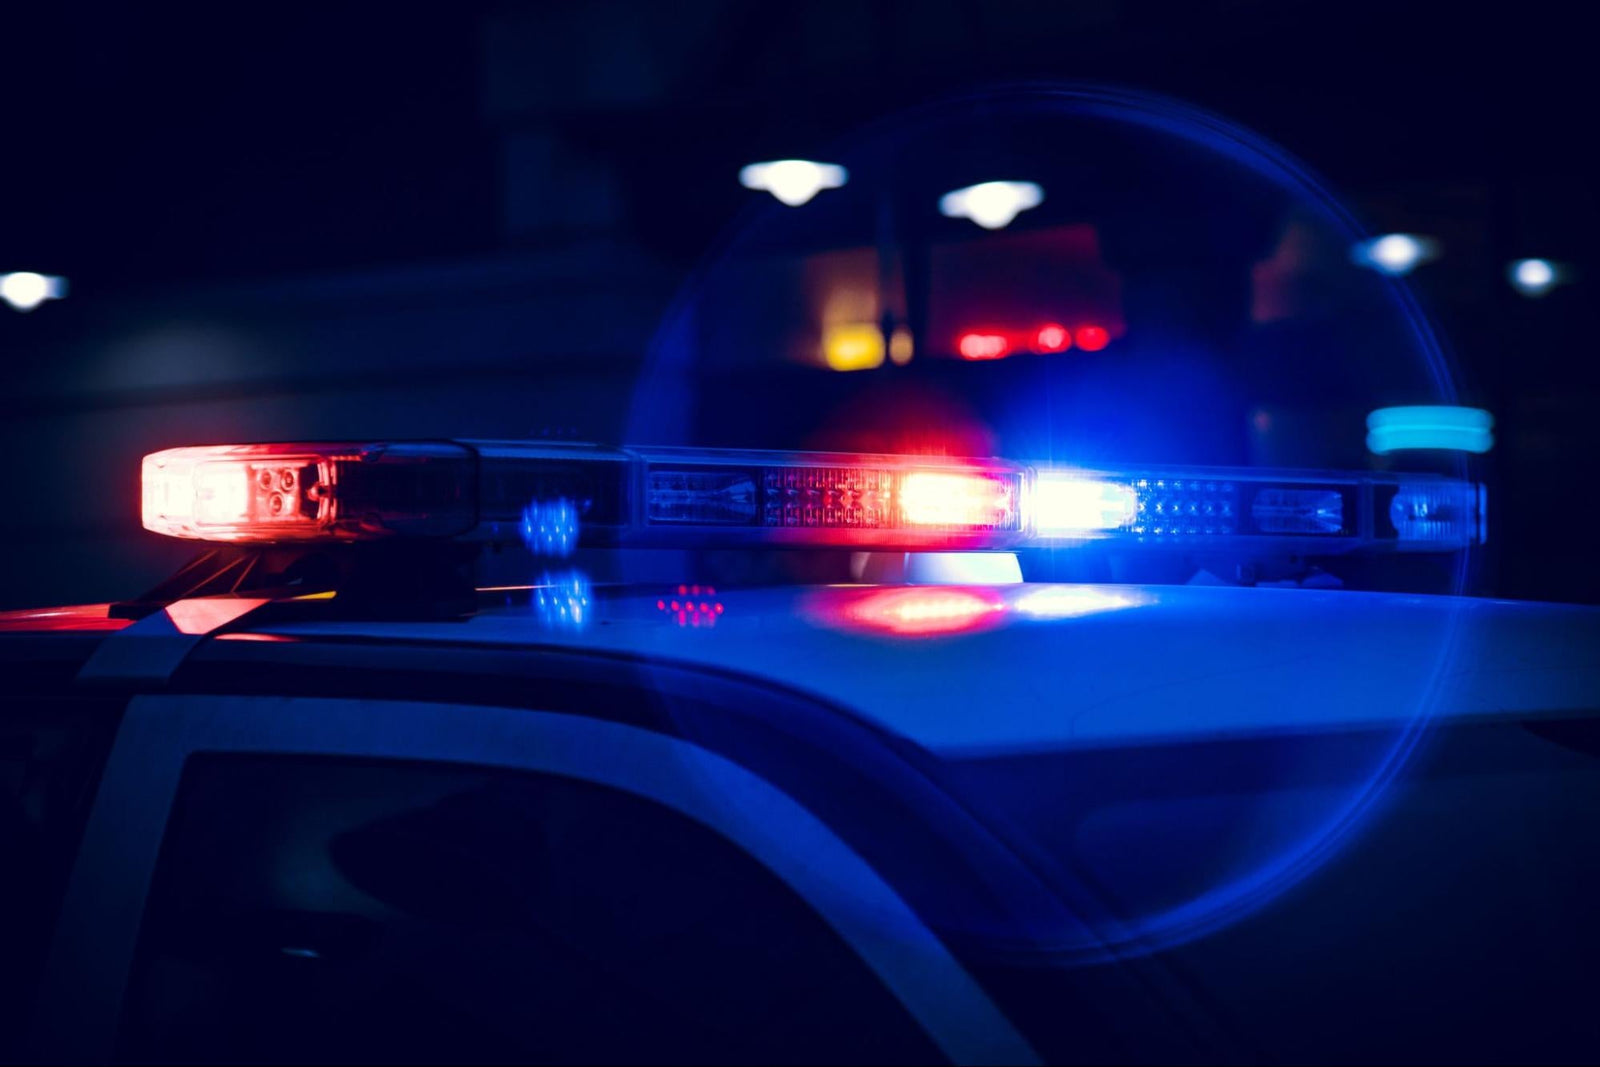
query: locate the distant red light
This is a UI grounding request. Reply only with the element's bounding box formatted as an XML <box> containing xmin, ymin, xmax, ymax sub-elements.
<box><xmin>957</xmin><ymin>333</ymin><xmax>1009</xmax><ymax>360</ymax></box>
<box><xmin>1076</xmin><ymin>325</ymin><xmax>1110</xmax><ymax>352</ymax></box>
<box><xmin>1034</xmin><ymin>324</ymin><xmax>1071</xmax><ymax>352</ymax></box>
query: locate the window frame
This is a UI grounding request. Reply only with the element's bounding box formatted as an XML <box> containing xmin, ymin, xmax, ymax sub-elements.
<box><xmin>31</xmin><ymin>690</ymin><xmax>1037</xmax><ymax>1065</ymax></box>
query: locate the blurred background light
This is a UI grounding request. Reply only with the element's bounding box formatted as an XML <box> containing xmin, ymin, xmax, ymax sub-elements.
<box><xmin>957</xmin><ymin>332</ymin><xmax>1009</xmax><ymax>360</ymax></box>
<box><xmin>1367</xmin><ymin>405</ymin><xmax>1494</xmax><ymax>454</ymax></box>
<box><xmin>888</xmin><ymin>326</ymin><xmax>914</xmax><ymax>365</ymax></box>
<box><xmin>0</xmin><ymin>271</ymin><xmax>67</xmax><ymax>312</ymax></box>
<box><xmin>822</xmin><ymin>322</ymin><xmax>885</xmax><ymax>371</ymax></box>
<box><xmin>1350</xmin><ymin>233</ymin><xmax>1439</xmax><ymax>276</ymax></box>
<box><xmin>1075</xmin><ymin>324</ymin><xmax>1111</xmax><ymax>351</ymax></box>
<box><xmin>738</xmin><ymin>159</ymin><xmax>847</xmax><ymax>206</ymax></box>
<box><xmin>1034</xmin><ymin>323</ymin><xmax>1071</xmax><ymax>352</ymax></box>
<box><xmin>938</xmin><ymin>180</ymin><xmax>1043</xmax><ymax>230</ymax></box>
<box><xmin>1508</xmin><ymin>257</ymin><xmax>1562</xmax><ymax>297</ymax></box>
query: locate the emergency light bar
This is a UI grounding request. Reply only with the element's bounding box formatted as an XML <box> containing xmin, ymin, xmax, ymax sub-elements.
<box><xmin>141</xmin><ymin>441</ymin><xmax>1485</xmax><ymax>553</ymax></box>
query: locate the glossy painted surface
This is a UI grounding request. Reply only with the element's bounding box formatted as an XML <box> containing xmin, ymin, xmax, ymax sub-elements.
<box><xmin>13</xmin><ymin>580</ymin><xmax>1600</xmax><ymax>984</ymax></box>
<box><xmin>0</xmin><ymin>603</ymin><xmax>130</xmax><ymax>633</ymax></box>
<box><xmin>213</xmin><ymin>583</ymin><xmax>1600</xmax><ymax>756</ymax></box>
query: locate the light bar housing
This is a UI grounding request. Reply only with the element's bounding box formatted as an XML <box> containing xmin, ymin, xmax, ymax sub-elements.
<box><xmin>141</xmin><ymin>441</ymin><xmax>1485</xmax><ymax>553</ymax></box>
<box><xmin>141</xmin><ymin>443</ymin><xmax>477</xmax><ymax>542</ymax></box>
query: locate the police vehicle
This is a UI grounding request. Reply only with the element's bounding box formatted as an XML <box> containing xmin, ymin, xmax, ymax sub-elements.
<box><xmin>5</xmin><ymin>86</ymin><xmax>1600</xmax><ymax>1064</ymax></box>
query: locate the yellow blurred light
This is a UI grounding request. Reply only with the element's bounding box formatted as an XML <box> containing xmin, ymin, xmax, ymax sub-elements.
<box><xmin>823</xmin><ymin>323</ymin><xmax>885</xmax><ymax>372</ymax></box>
<box><xmin>888</xmin><ymin>327</ymin><xmax>914</xmax><ymax>365</ymax></box>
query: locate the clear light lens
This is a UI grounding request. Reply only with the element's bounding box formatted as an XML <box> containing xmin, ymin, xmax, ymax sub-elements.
<box><xmin>763</xmin><ymin>466</ymin><xmax>893</xmax><ymax>528</ymax></box>
<box><xmin>144</xmin><ymin>451</ymin><xmax>320</xmax><ymax>535</ymax></box>
<box><xmin>899</xmin><ymin>471</ymin><xmax>1018</xmax><ymax>528</ymax></box>
<box><xmin>1391</xmin><ymin>481</ymin><xmax>1482</xmax><ymax>545</ymax></box>
<box><xmin>191</xmin><ymin>463</ymin><xmax>252</xmax><ymax>524</ymax></box>
<box><xmin>645</xmin><ymin>462</ymin><xmax>1021</xmax><ymax>534</ymax></box>
<box><xmin>647</xmin><ymin>470</ymin><xmax>759</xmax><ymax>525</ymax></box>
<box><xmin>1249</xmin><ymin>488</ymin><xmax>1345</xmax><ymax>535</ymax></box>
<box><xmin>142</xmin><ymin>443</ymin><xmax>473</xmax><ymax>542</ymax></box>
<box><xmin>1034</xmin><ymin>474</ymin><xmax>1138</xmax><ymax>535</ymax></box>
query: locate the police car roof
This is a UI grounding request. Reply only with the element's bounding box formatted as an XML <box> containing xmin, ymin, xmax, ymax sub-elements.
<box><xmin>167</xmin><ymin>582</ymin><xmax>1600</xmax><ymax>757</ymax></box>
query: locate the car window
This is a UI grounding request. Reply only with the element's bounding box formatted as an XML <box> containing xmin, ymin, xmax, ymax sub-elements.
<box><xmin>117</xmin><ymin>753</ymin><xmax>942</xmax><ymax>1064</ymax></box>
<box><xmin>0</xmin><ymin>697</ymin><xmax>119</xmax><ymax>1059</ymax></box>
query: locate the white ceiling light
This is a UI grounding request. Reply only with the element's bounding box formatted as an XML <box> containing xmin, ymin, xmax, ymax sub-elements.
<box><xmin>1508</xmin><ymin>258</ymin><xmax>1563</xmax><ymax>297</ymax></box>
<box><xmin>0</xmin><ymin>271</ymin><xmax>68</xmax><ymax>312</ymax></box>
<box><xmin>738</xmin><ymin>160</ymin><xmax>848</xmax><ymax>207</ymax></box>
<box><xmin>1350</xmin><ymin>233</ymin><xmax>1439</xmax><ymax>276</ymax></box>
<box><xmin>938</xmin><ymin>181</ymin><xmax>1044</xmax><ymax>230</ymax></box>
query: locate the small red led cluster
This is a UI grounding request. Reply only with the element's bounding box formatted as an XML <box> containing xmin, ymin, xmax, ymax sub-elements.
<box><xmin>657</xmin><ymin>584</ymin><xmax>725</xmax><ymax>627</ymax></box>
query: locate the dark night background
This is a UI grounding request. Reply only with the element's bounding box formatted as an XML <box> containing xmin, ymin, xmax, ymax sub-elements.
<box><xmin>1</xmin><ymin>1</ymin><xmax>1594</xmax><ymax>608</ymax></box>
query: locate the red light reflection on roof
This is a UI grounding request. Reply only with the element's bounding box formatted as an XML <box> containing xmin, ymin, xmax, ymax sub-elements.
<box><xmin>824</xmin><ymin>587</ymin><xmax>1006</xmax><ymax>637</ymax></box>
<box><xmin>164</xmin><ymin>597</ymin><xmax>271</xmax><ymax>635</ymax></box>
<box><xmin>957</xmin><ymin>333</ymin><xmax>1010</xmax><ymax>360</ymax></box>
<box><xmin>660</xmin><ymin>587</ymin><xmax>723</xmax><ymax>628</ymax></box>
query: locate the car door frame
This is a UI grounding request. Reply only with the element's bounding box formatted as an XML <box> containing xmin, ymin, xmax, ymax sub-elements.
<box><xmin>31</xmin><ymin>689</ymin><xmax>1038</xmax><ymax>1065</ymax></box>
